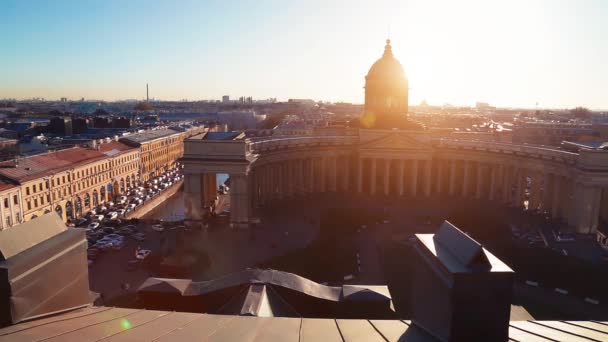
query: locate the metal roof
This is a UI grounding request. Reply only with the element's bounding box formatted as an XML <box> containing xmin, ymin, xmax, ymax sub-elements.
<box><xmin>0</xmin><ymin>306</ymin><xmax>606</xmax><ymax>341</ymax></box>
<box><xmin>0</xmin><ymin>147</ymin><xmax>108</xmax><ymax>183</ymax></box>
<box><xmin>0</xmin><ymin>213</ymin><xmax>66</xmax><ymax>260</ymax></box>
<box><xmin>119</xmin><ymin>128</ymin><xmax>181</xmax><ymax>145</ymax></box>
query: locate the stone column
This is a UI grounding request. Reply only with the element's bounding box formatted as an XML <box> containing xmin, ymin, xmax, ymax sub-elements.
<box><xmin>357</xmin><ymin>157</ymin><xmax>363</xmax><ymax>193</ymax></box>
<box><xmin>277</xmin><ymin>163</ymin><xmax>284</xmax><ymax>199</ymax></box>
<box><xmin>342</xmin><ymin>156</ymin><xmax>350</xmax><ymax>192</ymax></box>
<box><xmin>551</xmin><ymin>175</ymin><xmax>561</xmax><ymax>219</ymax></box>
<box><xmin>411</xmin><ymin>159</ymin><xmax>419</xmax><ymax>197</ymax></box>
<box><xmin>489</xmin><ymin>165</ymin><xmax>497</xmax><ymax>201</ymax></box>
<box><xmin>424</xmin><ymin>160</ymin><xmax>432</xmax><ymax>197</ymax></box>
<box><xmin>515</xmin><ymin>169</ymin><xmax>526</xmax><ymax>208</ymax></box>
<box><xmin>305</xmin><ymin>159</ymin><xmax>312</xmax><ymax>193</ymax></box>
<box><xmin>572</xmin><ymin>183</ymin><xmax>602</xmax><ymax>234</ymax></box>
<box><xmin>449</xmin><ymin>160</ymin><xmax>456</xmax><ymax>196</ymax></box>
<box><xmin>529</xmin><ymin>173</ymin><xmax>541</xmax><ymax>211</ymax></box>
<box><xmin>384</xmin><ymin>159</ymin><xmax>390</xmax><ymax>196</ymax></box>
<box><xmin>398</xmin><ymin>159</ymin><xmax>405</xmax><ymax>196</ymax></box>
<box><xmin>436</xmin><ymin>160</ymin><xmax>443</xmax><ymax>195</ymax></box>
<box><xmin>562</xmin><ymin>178</ymin><xmax>574</xmax><ymax>224</ymax></box>
<box><xmin>462</xmin><ymin>160</ymin><xmax>471</xmax><ymax>197</ymax></box>
<box><xmin>297</xmin><ymin>159</ymin><xmax>304</xmax><ymax>195</ymax></box>
<box><xmin>320</xmin><ymin>157</ymin><xmax>326</xmax><ymax>192</ymax></box>
<box><xmin>330</xmin><ymin>157</ymin><xmax>337</xmax><ymax>192</ymax></box>
<box><xmin>370</xmin><ymin>158</ymin><xmax>377</xmax><ymax>195</ymax></box>
<box><xmin>184</xmin><ymin>173</ymin><xmax>203</xmax><ymax>221</ymax></box>
<box><xmin>502</xmin><ymin>165</ymin><xmax>512</xmax><ymax>204</ymax></box>
<box><xmin>230</xmin><ymin>173</ymin><xmax>250</xmax><ymax>229</ymax></box>
<box><xmin>542</xmin><ymin>173</ymin><xmax>553</xmax><ymax>214</ymax></box>
<box><xmin>475</xmin><ymin>163</ymin><xmax>483</xmax><ymax>199</ymax></box>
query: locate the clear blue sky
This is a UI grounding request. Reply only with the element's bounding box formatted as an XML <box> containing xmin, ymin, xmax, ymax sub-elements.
<box><xmin>1</xmin><ymin>0</ymin><xmax>607</xmax><ymax>109</ymax></box>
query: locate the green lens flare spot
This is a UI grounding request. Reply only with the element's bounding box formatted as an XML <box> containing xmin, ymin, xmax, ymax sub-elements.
<box><xmin>120</xmin><ymin>319</ymin><xmax>132</xmax><ymax>330</ymax></box>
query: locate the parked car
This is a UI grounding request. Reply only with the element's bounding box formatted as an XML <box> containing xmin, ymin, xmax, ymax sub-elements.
<box><xmin>111</xmin><ymin>239</ymin><xmax>125</xmax><ymax>250</ymax></box>
<box><xmin>117</xmin><ymin>209</ymin><xmax>126</xmax><ymax>216</ymax></box>
<box><xmin>132</xmin><ymin>232</ymin><xmax>146</xmax><ymax>241</ymax></box>
<box><xmin>105</xmin><ymin>233</ymin><xmax>123</xmax><ymax>241</ymax></box>
<box><xmin>117</xmin><ymin>196</ymin><xmax>127</xmax><ymax>204</ymax></box>
<box><xmin>95</xmin><ymin>241</ymin><xmax>113</xmax><ymax>251</ymax></box>
<box><xmin>105</xmin><ymin>212</ymin><xmax>118</xmax><ymax>220</ymax></box>
<box><xmin>103</xmin><ymin>227</ymin><xmax>115</xmax><ymax>234</ymax></box>
<box><xmin>151</xmin><ymin>224</ymin><xmax>164</xmax><ymax>232</ymax></box>
<box><xmin>136</xmin><ymin>249</ymin><xmax>152</xmax><ymax>260</ymax></box>
<box><xmin>88</xmin><ymin>222</ymin><xmax>100</xmax><ymax>230</ymax></box>
<box><xmin>127</xmin><ymin>203</ymin><xmax>136</xmax><ymax>210</ymax></box>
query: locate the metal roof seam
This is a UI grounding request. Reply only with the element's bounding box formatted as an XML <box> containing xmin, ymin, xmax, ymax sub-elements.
<box><xmin>0</xmin><ymin>307</ymin><xmax>113</xmax><ymax>337</ymax></box>
<box><xmin>333</xmin><ymin>319</ymin><xmax>346</xmax><ymax>342</ymax></box>
<box><xmin>95</xmin><ymin>311</ymin><xmax>173</xmax><ymax>341</ymax></box>
<box><xmin>35</xmin><ymin>309</ymin><xmax>145</xmax><ymax>342</ymax></box>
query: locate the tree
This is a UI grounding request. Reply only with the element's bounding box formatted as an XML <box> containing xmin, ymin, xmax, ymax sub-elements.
<box><xmin>134</xmin><ymin>102</ymin><xmax>153</xmax><ymax>111</ymax></box>
<box><xmin>570</xmin><ymin>106</ymin><xmax>591</xmax><ymax>119</ymax></box>
<box><xmin>259</xmin><ymin>112</ymin><xmax>287</xmax><ymax>129</ymax></box>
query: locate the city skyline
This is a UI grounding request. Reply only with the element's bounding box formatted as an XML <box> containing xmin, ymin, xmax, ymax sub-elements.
<box><xmin>1</xmin><ymin>0</ymin><xmax>608</xmax><ymax>109</ymax></box>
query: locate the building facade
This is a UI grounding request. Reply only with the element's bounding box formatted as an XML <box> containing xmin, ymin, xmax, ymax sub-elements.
<box><xmin>182</xmin><ymin>40</ymin><xmax>608</xmax><ymax>234</ymax></box>
<box><xmin>0</xmin><ymin>181</ymin><xmax>23</xmax><ymax>229</ymax></box>
<box><xmin>120</xmin><ymin>129</ymin><xmax>185</xmax><ymax>182</ymax></box>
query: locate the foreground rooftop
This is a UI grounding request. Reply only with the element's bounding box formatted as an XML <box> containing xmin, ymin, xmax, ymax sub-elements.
<box><xmin>1</xmin><ymin>306</ymin><xmax>607</xmax><ymax>341</ymax></box>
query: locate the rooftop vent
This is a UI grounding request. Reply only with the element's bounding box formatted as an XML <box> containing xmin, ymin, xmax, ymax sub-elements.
<box><xmin>411</xmin><ymin>220</ymin><xmax>514</xmax><ymax>342</ymax></box>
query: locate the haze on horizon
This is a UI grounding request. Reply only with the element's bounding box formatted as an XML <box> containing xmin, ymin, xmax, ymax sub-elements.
<box><xmin>1</xmin><ymin>0</ymin><xmax>607</xmax><ymax>110</ymax></box>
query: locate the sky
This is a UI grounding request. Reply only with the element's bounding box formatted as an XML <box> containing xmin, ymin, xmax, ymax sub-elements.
<box><xmin>1</xmin><ymin>0</ymin><xmax>607</xmax><ymax>109</ymax></box>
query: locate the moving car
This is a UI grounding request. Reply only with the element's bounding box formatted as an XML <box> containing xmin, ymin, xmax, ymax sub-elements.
<box><xmin>136</xmin><ymin>249</ymin><xmax>152</xmax><ymax>260</ymax></box>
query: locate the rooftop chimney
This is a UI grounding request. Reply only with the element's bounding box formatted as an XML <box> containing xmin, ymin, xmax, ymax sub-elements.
<box><xmin>410</xmin><ymin>221</ymin><xmax>514</xmax><ymax>342</ymax></box>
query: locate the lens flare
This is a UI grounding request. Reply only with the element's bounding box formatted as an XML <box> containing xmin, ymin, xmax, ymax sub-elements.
<box><xmin>120</xmin><ymin>319</ymin><xmax>132</xmax><ymax>330</ymax></box>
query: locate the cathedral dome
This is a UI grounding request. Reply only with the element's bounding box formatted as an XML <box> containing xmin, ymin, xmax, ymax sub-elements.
<box><xmin>366</xmin><ymin>39</ymin><xmax>408</xmax><ymax>86</ymax></box>
<box><xmin>362</xmin><ymin>39</ymin><xmax>423</xmax><ymax>130</ymax></box>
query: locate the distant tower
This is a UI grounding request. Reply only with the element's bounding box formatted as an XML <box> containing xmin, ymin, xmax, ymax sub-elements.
<box><xmin>146</xmin><ymin>83</ymin><xmax>149</xmax><ymax>102</ymax></box>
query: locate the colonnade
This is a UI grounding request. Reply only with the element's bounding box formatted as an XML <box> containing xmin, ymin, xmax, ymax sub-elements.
<box><xmin>183</xmin><ymin>135</ymin><xmax>607</xmax><ymax>234</ymax></box>
<box><xmin>244</xmin><ymin>156</ymin><xmax>603</xmax><ymax>234</ymax></box>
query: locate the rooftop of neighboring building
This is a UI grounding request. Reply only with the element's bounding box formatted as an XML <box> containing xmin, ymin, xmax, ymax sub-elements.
<box><xmin>96</xmin><ymin>141</ymin><xmax>138</xmax><ymax>157</ymax></box>
<box><xmin>190</xmin><ymin>132</ymin><xmax>245</xmax><ymax>141</ymax></box>
<box><xmin>0</xmin><ymin>147</ymin><xmax>108</xmax><ymax>182</ymax></box>
<box><xmin>119</xmin><ymin>128</ymin><xmax>182</xmax><ymax>145</ymax></box>
<box><xmin>0</xmin><ymin>179</ymin><xmax>17</xmax><ymax>192</ymax></box>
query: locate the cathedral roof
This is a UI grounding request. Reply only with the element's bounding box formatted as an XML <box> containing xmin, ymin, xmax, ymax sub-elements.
<box><xmin>366</xmin><ymin>39</ymin><xmax>407</xmax><ymax>81</ymax></box>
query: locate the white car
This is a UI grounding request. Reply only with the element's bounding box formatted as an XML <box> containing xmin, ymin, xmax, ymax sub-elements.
<box><xmin>105</xmin><ymin>212</ymin><xmax>118</xmax><ymax>220</ymax></box>
<box><xmin>117</xmin><ymin>196</ymin><xmax>127</xmax><ymax>204</ymax></box>
<box><xmin>117</xmin><ymin>209</ymin><xmax>126</xmax><ymax>216</ymax></box>
<box><xmin>127</xmin><ymin>203</ymin><xmax>136</xmax><ymax>210</ymax></box>
<box><xmin>136</xmin><ymin>249</ymin><xmax>152</xmax><ymax>260</ymax></box>
<box><xmin>88</xmin><ymin>222</ymin><xmax>100</xmax><ymax>230</ymax></box>
<box><xmin>151</xmin><ymin>224</ymin><xmax>164</xmax><ymax>232</ymax></box>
